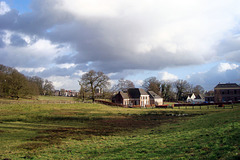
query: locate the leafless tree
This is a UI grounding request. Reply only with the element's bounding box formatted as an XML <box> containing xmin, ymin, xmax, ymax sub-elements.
<box><xmin>193</xmin><ymin>85</ymin><xmax>205</xmax><ymax>95</ymax></box>
<box><xmin>142</xmin><ymin>77</ymin><xmax>161</xmax><ymax>95</ymax></box>
<box><xmin>112</xmin><ymin>78</ymin><xmax>135</xmax><ymax>92</ymax></box>
<box><xmin>43</xmin><ymin>79</ymin><xmax>55</xmax><ymax>96</ymax></box>
<box><xmin>80</xmin><ymin>70</ymin><xmax>110</xmax><ymax>102</ymax></box>
<box><xmin>174</xmin><ymin>79</ymin><xmax>191</xmax><ymax>101</ymax></box>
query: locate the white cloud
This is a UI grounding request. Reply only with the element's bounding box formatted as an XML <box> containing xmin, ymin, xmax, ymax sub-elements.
<box><xmin>2</xmin><ymin>0</ymin><xmax>240</xmax><ymax>90</ymax></box>
<box><xmin>57</xmin><ymin>63</ymin><xmax>76</xmax><ymax>69</ymax></box>
<box><xmin>47</xmin><ymin>0</ymin><xmax>240</xmax><ymax>72</ymax></box>
<box><xmin>159</xmin><ymin>72</ymin><xmax>178</xmax><ymax>81</ymax></box>
<box><xmin>58</xmin><ymin>0</ymin><xmax>121</xmax><ymax>18</ymax></box>
<box><xmin>73</xmin><ymin>70</ymin><xmax>86</xmax><ymax>77</ymax></box>
<box><xmin>0</xmin><ymin>1</ymin><xmax>10</xmax><ymax>15</ymax></box>
<box><xmin>2</xmin><ymin>0</ymin><xmax>240</xmax><ymax>73</ymax></box>
<box><xmin>134</xmin><ymin>80</ymin><xmax>144</xmax><ymax>87</ymax></box>
<box><xmin>0</xmin><ymin>37</ymin><xmax>65</xmax><ymax>67</ymax></box>
<box><xmin>16</xmin><ymin>67</ymin><xmax>46</xmax><ymax>73</ymax></box>
<box><xmin>108</xmin><ymin>79</ymin><xmax>117</xmax><ymax>88</ymax></box>
<box><xmin>47</xmin><ymin>76</ymin><xmax>80</xmax><ymax>90</ymax></box>
<box><xmin>218</xmin><ymin>63</ymin><xmax>239</xmax><ymax>72</ymax></box>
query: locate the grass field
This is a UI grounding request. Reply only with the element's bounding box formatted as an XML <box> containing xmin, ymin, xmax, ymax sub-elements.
<box><xmin>0</xmin><ymin>97</ymin><xmax>239</xmax><ymax>159</ymax></box>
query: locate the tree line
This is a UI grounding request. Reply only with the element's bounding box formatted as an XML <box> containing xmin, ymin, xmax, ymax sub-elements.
<box><xmin>0</xmin><ymin>64</ymin><xmax>54</xmax><ymax>99</ymax></box>
<box><xmin>79</xmin><ymin>70</ymin><xmax>206</xmax><ymax>102</ymax></box>
<box><xmin>1</xmin><ymin>64</ymin><xmax>206</xmax><ymax>102</ymax></box>
<box><xmin>141</xmin><ymin>77</ymin><xmax>205</xmax><ymax>101</ymax></box>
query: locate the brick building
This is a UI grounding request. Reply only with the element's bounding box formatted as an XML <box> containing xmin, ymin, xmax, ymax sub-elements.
<box><xmin>214</xmin><ymin>83</ymin><xmax>240</xmax><ymax>103</ymax></box>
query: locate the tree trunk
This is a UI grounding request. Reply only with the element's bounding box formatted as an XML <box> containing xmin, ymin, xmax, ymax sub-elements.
<box><xmin>91</xmin><ymin>84</ymin><xmax>95</xmax><ymax>103</ymax></box>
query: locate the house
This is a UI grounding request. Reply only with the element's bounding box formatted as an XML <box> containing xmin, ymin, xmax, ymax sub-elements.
<box><xmin>186</xmin><ymin>93</ymin><xmax>205</xmax><ymax>104</ymax></box>
<box><xmin>147</xmin><ymin>91</ymin><xmax>163</xmax><ymax>105</ymax></box>
<box><xmin>186</xmin><ymin>93</ymin><xmax>196</xmax><ymax>103</ymax></box>
<box><xmin>194</xmin><ymin>94</ymin><xmax>205</xmax><ymax>103</ymax></box>
<box><xmin>54</xmin><ymin>90</ymin><xmax>79</xmax><ymax>97</ymax></box>
<box><xmin>214</xmin><ymin>83</ymin><xmax>240</xmax><ymax>103</ymax></box>
<box><xmin>205</xmin><ymin>96</ymin><xmax>214</xmax><ymax>103</ymax></box>
<box><xmin>112</xmin><ymin>91</ymin><xmax>129</xmax><ymax>106</ymax></box>
<box><xmin>112</xmin><ymin>88</ymin><xmax>162</xmax><ymax>107</ymax></box>
<box><xmin>54</xmin><ymin>90</ymin><xmax>61</xmax><ymax>96</ymax></box>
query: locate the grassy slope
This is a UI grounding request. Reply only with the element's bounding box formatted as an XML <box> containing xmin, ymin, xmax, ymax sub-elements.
<box><xmin>0</xmin><ymin>101</ymin><xmax>239</xmax><ymax>159</ymax></box>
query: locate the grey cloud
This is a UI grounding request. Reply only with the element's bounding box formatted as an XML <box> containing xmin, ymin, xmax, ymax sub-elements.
<box><xmin>188</xmin><ymin>66</ymin><xmax>240</xmax><ymax>90</ymax></box>
<box><xmin>0</xmin><ymin>49</ymin><xmax>52</xmax><ymax>68</ymax></box>
<box><xmin>0</xmin><ymin>31</ymin><xmax>5</xmax><ymax>48</ymax></box>
<box><xmin>10</xmin><ymin>34</ymin><xmax>27</xmax><ymax>47</ymax></box>
<box><xmin>55</xmin><ymin>54</ymin><xmax>75</xmax><ymax>64</ymax></box>
<box><xmin>39</xmin><ymin>67</ymin><xmax>76</xmax><ymax>78</ymax></box>
<box><xmin>0</xmin><ymin>0</ymin><xmax>72</xmax><ymax>36</ymax></box>
<box><xmin>47</xmin><ymin>19</ymin><xmax>205</xmax><ymax>73</ymax></box>
<box><xmin>1</xmin><ymin>0</ymin><xmax>240</xmax><ymax>75</ymax></box>
<box><xmin>0</xmin><ymin>9</ymin><xmax>19</xmax><ymax>30</ymax></box>
<box><xmin>19</xmin><ymin>65</ymin><xmax>85</xmax><ymax>80</ymax></box>
<box><xmin>216</xmin><ymin>34</ymin><xmax>240</xmax><ymax>63</ymax></box>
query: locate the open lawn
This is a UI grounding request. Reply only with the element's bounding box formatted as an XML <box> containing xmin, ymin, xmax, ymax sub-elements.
<box><xmin>0</xmin><ymin>99</ymin><xmax>239</xmax><ymax>159</ymax></box>
<box><xmin>0</xmin><ymin>95</ymin><xmax>76</xmax><ymax>102</ymax></box>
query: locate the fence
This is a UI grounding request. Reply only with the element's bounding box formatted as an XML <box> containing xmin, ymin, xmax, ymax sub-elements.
<box><xmin>95</xmin><ymin>100</ymin><xmax>125</xmax><ymax>107</ymax></box>
<box><xmin>156</xmin><ymin>101</ymin><xmax>240</xmax><ymax>109</ymax></box>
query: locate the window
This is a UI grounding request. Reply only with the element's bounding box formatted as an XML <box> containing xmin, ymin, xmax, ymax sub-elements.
<box><xmin>234</xmin><ymin>90</ymin><xmax>237</xmax><ymax>94</ymax></box>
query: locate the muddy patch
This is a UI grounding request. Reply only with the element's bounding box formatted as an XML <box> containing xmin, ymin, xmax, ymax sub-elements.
<box><xmin>18</xmin><ymin>142</ymin><xmax>47</xmax><ymax>150</ymax></box>
<box><xmin>19</xmin><ymin>114</ymin><xmax>192</xmax><ymax>150</ymax></box>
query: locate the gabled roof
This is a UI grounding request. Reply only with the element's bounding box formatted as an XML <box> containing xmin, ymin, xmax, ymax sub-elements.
<box><xmin>215</xmin><ymin>83</ymin><xmax>240</xmax><ymax>89</ymax></box>
<box><xmin>139</xmin><ymin>88</ymin><xmax>149</xmax><ymax>96</ymax></box>
<box><xmin>195</xmin><ymin>94</ymin><xmax>204</xmax><ymax>99</ymax></box>
<box><xmin>148</xmin><ymin>91</ymin><xmax>161</xmax><ymax>99</ymax></box>
<box><xmin>128</xmin><ymin>88</ymin><xmax>148</xmax><ymax>98</ymax></box>
<box><xmin>119</xmin><ymin>91</ymin><xmax>129</xmax><ymax>99</ymax></box>
<box><xmin>187</xmin><ymin>93</ymin><xmax>195</xmax><ymax>97</ymax></box>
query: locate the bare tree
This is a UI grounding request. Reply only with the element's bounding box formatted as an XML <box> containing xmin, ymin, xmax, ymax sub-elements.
<box><xmin>112</xmin><ymin>78</ymin><xmax>135</xmax><ymax>91</ymax></box>
<box><xmin>60</xmin><ymin>89</ymin><xmax>65</xmax><ymax>96</ymax></box>
<box><xmin>142</xmin><ymin>77</ymin><xmax>161</xmax><ymax>95</ymax></box>
<box><xmin>193</xmin><ymin>85</ymin><xmax>205</xmax><ymax>95</ymax></box>
<box><xmin>43</xmin><ymin>79</ymin><xmax>55</xmax><ymax>96</ymax></box>
<box><xmin>78</xmin><ymin>80</ymin><xmax>89</xmax><ymax>102</ymax></box>
<box><xmin>174</xmin><ymin>79</ymin><xmax>191</xmax><ymax>101</ymax></box>
<box><xmin>28</xmin><ymin>76</ymin><xmax>44</xmax><ymax>95</ymax></box>
<box><xmin>160</xmin><ymin>81</ymin><xmax>175</xmax><ymax>101</ymax></box>
<box><xmin>80</xmin><ymin>70</ymin><xmax>110</xmax><ymax>102</ymax></box>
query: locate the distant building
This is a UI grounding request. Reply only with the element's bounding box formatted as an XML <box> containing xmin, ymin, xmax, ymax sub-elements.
<box><xmin>205</xmin><ymin>96</ymin><xmax>214</xmax><ymax>103</ymax></box>
<box><xmin>95</xmin><ymin>88</ymin><xmax>104</xmax><ymax>97</ymax></box>
<box><xmin>186</xmin><ymin>93</ymin><xmax>196</xmax><ymax>103</ymax></box>
<box><xmin>214</xmin><ymin>83</ymin><xmax>240</xmax><ymax>103</ymax></box>
<box><xmin>54</xmin><ymin>90</ymin><xmax>61</xmax><ymax>96</ymax></box>
<box><xmin>54</xmin><ymin>90</ymin><xmax>79</xmax><ymax>97</ymax></box>
<box><xmin>186</xmin><ymin>93</ymin><xmax>205</xmax><ymax>104</ymax></box>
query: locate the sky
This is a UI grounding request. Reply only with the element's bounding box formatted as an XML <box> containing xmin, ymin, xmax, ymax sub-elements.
<box><xmin>0</xmin><ymin>0</ymin><xmax>240</xmax><ymax>91</ymax></box>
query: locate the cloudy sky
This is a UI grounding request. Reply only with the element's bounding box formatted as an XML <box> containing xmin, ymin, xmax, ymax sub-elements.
<box><xmin>0</xmin><ymin>0</ymin><xmax>240</xmax><ymax>90</ymax></box>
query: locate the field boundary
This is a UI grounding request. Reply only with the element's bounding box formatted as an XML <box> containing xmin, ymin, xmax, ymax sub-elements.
<box><xmin>0</xmin><ymin>100</ymin><xmax>81</xmax><ymax>104</ymax></box>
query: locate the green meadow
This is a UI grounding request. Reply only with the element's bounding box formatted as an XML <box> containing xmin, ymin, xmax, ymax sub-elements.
<box><xmin>0</xmin><ymin>98</ymin><xmax>239</xmax><ymax>159</ymax></box>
